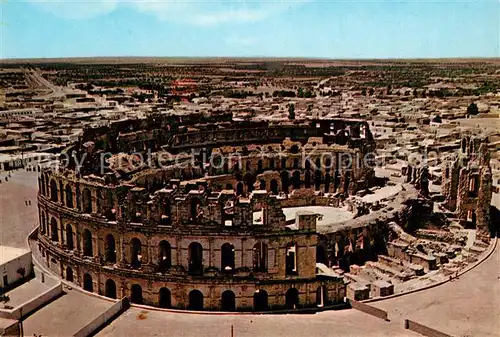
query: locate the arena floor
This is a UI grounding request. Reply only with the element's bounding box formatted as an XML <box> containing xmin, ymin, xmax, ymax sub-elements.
<box><xmin>253</xmin><ymin>206</ymin><xmax>354</xmax><ymax>227</ymax></box>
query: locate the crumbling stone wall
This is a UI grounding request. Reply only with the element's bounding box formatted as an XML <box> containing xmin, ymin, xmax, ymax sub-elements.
<box><xmin>442</xmin><ymin>136</ymin><xmax>493</xmax><ymax>241</ymax></box>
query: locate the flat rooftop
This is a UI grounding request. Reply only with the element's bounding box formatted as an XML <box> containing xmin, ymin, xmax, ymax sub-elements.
<box><xmin>0</xmin><ymin>245</ymin><xmax>30</xmax><ymax>265</ymax></box>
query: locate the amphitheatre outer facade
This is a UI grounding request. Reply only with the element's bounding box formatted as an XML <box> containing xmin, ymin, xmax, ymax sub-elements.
<box><xmin>36</xmin><ymin>113</ymin><xmax>387</xmax><ymax>311</ymax></box>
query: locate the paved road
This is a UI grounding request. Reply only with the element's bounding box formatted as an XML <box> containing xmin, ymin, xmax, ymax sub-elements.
<box><xmin>373</xmin><ymin>241</ymin><xmax>500</xmax><ymax>337</ymax></box>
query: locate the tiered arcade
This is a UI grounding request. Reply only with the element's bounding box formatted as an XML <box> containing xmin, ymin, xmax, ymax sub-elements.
<box><xmin>37</xmin><ymin>113</ymin><xmax>376</xmax><ymax>311</ymax></box>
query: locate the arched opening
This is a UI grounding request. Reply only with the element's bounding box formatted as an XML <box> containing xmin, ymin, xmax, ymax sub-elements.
<box><xmin>281</xmin><ymin>158</ymin><xmax>287</xmax><ymax>169</ymax></box>
<box><xmin>130</xmin><ymin>238</ymin><xmax>142</xmax><ymax>269</ymax></box>
<box><xmin>162</xmin><ymin>201</ymin><xmax>172</xmax><ymax>225</ymax></box>
<box><xmin>244</xmin><ymin>174</ymin><xmax>255</xmax><ymax>193</ymax></box>
<box><xmin>50</xmin><ymin>179</ymin><xmax>58</xmax><ymax>202</ymax></box>
<box><xmin>83</xmin><ymin>273</ymin><xmax>93</xmax><ymax>292</ymax></box>
<box><xmin>188</xmin><ymin>242</ymin><xmax>203</xmax><ymax>275</ymax></box>
<box><xmin>280</xmin><ymin>171</ymin><xmax>289</xmax><ymax>194</ymax></box>
<box><xmin>292</xmin><ymin>170</ymin><xmax>301</xmax><ymax>189</ymax></box>
<box><xmin>305</xmin><ymin>159</ymin><xmax>311</xmax><ymax>170</ymax></box>
<box><xmin>50</xmin><ymin>218</ymin><xmax>58</xmax><ymax>242</ymax></box>
<box><xmin>253</xmin><ymin>290</ymin><xmax>268</xmax><ymax>311</ymax></box>
<box><xmin>286</xmin><ymin>243</ymin><xmax>297</xmax><ymax>275</ymax></box>
<box><xmin>66</xmin><ymin>267</ymin><xmax>73</xmax><ymax>282</ymax></box>
<box><xmin>257</xmin><ymin>160</ymin><xmax>263</xmax><ymax>173</ymax></box>
<box><xmin>285</xmin><ymin>288</ymin><xmax>299</xmax><ymax>310</ymax></box>
<box><xmin>106</xmin><ymin>190</ymin><xmax>115</xmax><ymax>220</ymax></box>
<box><xmin>315</xmin><ymin>170</ymin><xmax>322</xmax><ymax>191</ymax></box>
<box><xmin>105</xmin><ymin>279</ymin><xmax>117</xmax><ymax>299</ymax></box>
<box><xmin>41</xmin><ymin>176</ymin><xmax>46</xmax><ymax>196</ymax></box>
<box><xmin>188</xmin><ymin>290</ymin><xmax>203</xmax><ymax>310</ymax></box>
<box><xmin>293</xmin><ymin>158</ymin><xmax>299</xmax><ymax>169</ymax></box>
<box><xmin>130</xmin><ymin>284</ymin><xmax>143</xmax><ymax>304</ymax></box>
<box><xmin>304</xmin><ymin>171</ymin><xmax>312</xmax><ymax>188</ymax></box>
<box><xmin>65</xmin><ymin>185</ymin><xmax>73</xmax><ymax>208</ymax></box>
<box><xmin>269</xmin><ymin>158</ymin><xmax>275</xmax><ymax>170</ymax></box>
<box><xmin>83</xmin><ymin>188</ymin><xmax>93</xmax><ymax>213</ymax></box>
<box><xmin>324</xmin><ymin>173</ymin><xmax>331</xmax><ymax>192</ymax></box>
<box><xmin>190</xmin><ymin>198</ymin><xmax>202</xmax><ymax>222</ymax></box>
<box><xmin>221</xmin><ymin>290</ymin><xmax>236</xmax><ymax>311</ymax></box>
<box><xmin>236</xmin><ymin>182</ymin><xmax>244</xmax><ymax>196</ymax></box>
<box><xmin>221</xmin><ymin>243</ymin><xmax>235</xmax><ymax>272</ymax></box>
<box><xmin>325</xmin><ymin>157</ymin><xmax>332</xmax><ymax>169</ymax></box>
<box><xmin>159</xmin><ymin>288</ymin><xmax>171</xmax><ymax>308</ymax></box>
<box><xmin>316</xmin><ymin>286</ymin><xmax>327</xmax><ymax>307</ymax></box>
<box><xmin>252</xmin><ymin>242</ymin><xmax>268</xmax><ymax>272</ymax></box>
<box><xmin>82</xmin><ymin>229</ymin><xmax>93</xmax><ymax>257</ymax></box>
<box><xmin>290</xmin><ymin>144</ymin><xmax>299</xmax><ymax>154</ymax></box>
<box><xmin>105</xmin><ymin>234</ymin><xmax>116</xmax><ymax>263</ymax></box>
<box><xmin>158</xmin><ymin>240</ymin><xmax>171</xmax><ymax>273</ymax></box>
<box><xmin>41</xmin><ymin>212</ymin><xmax>46</xmax><ymax>235</ymax></box>
<box><xmin>259</xmin><ymin>180</ymin><xmax>266</xmax><ymax>190</ymax></box>
<box><xmin>65</xmin><ymin>224</ymin><xmax>74</xmax><ymax>250</ymax></box>
<box><xmin>270</xmin><ymin>179</ymin><xmax>278</xmax><ymax>194</ymax></box>
<box><xmin>315</xmin><ymin>158</ymin><xmax>321</xmax><ymax>171</ymax></box>
<box><xmin>316</xmin><ymin>238</ymin><xmax>328</xmax><ymax>265</ymax></box>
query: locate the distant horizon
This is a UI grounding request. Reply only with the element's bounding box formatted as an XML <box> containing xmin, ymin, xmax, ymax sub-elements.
<box><xmin>2</xmin><ymin>56</ymin><xmax>500</xmax><ymax>63</ymax></box>
<box><xmin>2</xmin><ymin>0</ymin><xmax>498</xmax><ymax>59</ymax></box>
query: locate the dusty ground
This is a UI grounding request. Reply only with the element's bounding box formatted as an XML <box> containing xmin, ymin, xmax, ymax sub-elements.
<box><xmin>96</xmin><ymin>307</ymin><xmax>419</xmax><ymax>337</ymax></box>
<box><xmin>373</xmin><ymin>242</ymin><xmax>500</xmax><ymax>337</ymax></box>
<box><xmin>282</xmin><ymin>206</ymin><xmax>354</xmax><ymax>226</ymax></box>
<box><xmin>0</xmin><ymin>169</ymin><xmax>39</xmax><ymax>249</ymax></box>
<box><xmin>455</xmin><ymin>117</ymin><xmax>500</xmax><ymax>135</ymax></box>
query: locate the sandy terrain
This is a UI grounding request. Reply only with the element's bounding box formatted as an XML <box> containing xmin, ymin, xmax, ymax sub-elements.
<box><xmin>97</xmin><ymin>306</ymin><xmax>419</xmax><ymax>337</ymax></box>
<box><xmin>373</xmin><ymin>242</ymin><xmax>500</xmax><ymax>337</ymax></box>
<box><xmin>0</xmin><ymin>170</ymin><xmax>39</xmax><ymax>249</ymax></box>
<box><xmin>282</xmin><ymin>206</ymin><xmax>354</xmax><ymax>226</ymax></box>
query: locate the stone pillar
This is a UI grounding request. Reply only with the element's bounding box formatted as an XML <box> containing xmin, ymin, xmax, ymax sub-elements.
<box><xmin>75</xmin><ymin>225</ymin><xmax>81</xmax><ymax>256</ymax></box>
<box><xmin>95</xmin><ymin>232</ymin><xmax>101</xmax><ymax>260</ymax></box>
<box><xmin>240</xmin><ymin>238</ymin><xmax>246</xmax><ymax>269</ymax></box>
<box><xmin>118</xmin><ymin>235</ymin><xmax>126</xmax><ymax>267</ymax></box>
<box><xmin>208</xmin><ymin>237</ymin><xmax>215</xmax><ymax>268</ymax></box>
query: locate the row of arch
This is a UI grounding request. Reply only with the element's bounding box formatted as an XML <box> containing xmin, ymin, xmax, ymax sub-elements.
<box><xmin>40</xmin><ymin>175</ymin><xmax>113</xmax><ymax>216</ymax></box>
<box><xmin>231</xmin><ymin>169</ymin><xmax>349</xmax><ymax>196</ymax></box>
<box><xmin>78</xmin><ymin>271</ymin><xmax>327</xmax><ymax>311</ymax></box>
<box><xmin>213</xmin><ymin>153</ymin><xmax>348</xmax><ymax>176</ymax></box>
<box><xmin>41</xmin><ymin>217</ymin><xmax>269</xmax><ymax>273</ymax></box>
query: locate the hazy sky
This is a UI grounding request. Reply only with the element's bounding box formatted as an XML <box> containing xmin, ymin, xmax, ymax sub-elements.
<box><xmin>1</xmin><ymin>0</ymin><xmax>499</xmax><ymax>59</ymax></box>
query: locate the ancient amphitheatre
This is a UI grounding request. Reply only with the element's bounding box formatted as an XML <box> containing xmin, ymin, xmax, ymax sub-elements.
<box><xmin>0</xmin><ymin>57</ymin><xmax>498</xmax><ymax>336</ymax></box>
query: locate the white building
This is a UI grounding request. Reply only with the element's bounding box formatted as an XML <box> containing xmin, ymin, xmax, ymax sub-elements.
<box><xmin>0</xmin><ymin>246</ymin><xmax>32</xmax><ymax>288</ymax></box>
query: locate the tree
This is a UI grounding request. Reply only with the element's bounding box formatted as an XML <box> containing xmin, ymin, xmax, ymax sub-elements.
<box><xmin>361</xmin><ymin>88</ymin><xmax>366</xmax><ymax>96</ymax></box>
<box><xmin>369</xmin><ymin>88</ymin><xmax>375</xmax><ymax>96</ymax></box>
<box><xmin>288</xmin><ymin>104</ymin><xmax>295</xmax><ymax>120</ymax></box>
<box><xmin>467</xmin><ymin>102</ymin><xmax>479</xmax><ymax>115</ymax></box>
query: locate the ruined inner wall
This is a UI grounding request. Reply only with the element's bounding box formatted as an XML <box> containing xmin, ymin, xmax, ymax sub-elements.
<box><xmin>442</xmin><ymin>136</ymin><xmax>493</xmax><ymax>241</ymax></box>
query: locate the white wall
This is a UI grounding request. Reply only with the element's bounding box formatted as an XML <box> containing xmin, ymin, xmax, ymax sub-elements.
<box><xmin>0</xmin><ymin>252</ymin><xmax>32</xmax><ymax>287</ymax></box>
